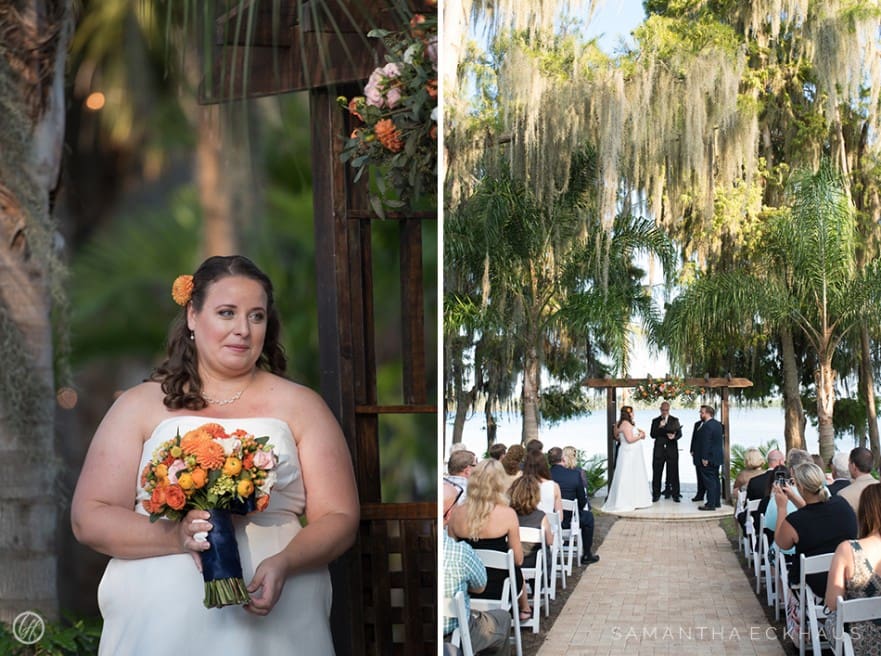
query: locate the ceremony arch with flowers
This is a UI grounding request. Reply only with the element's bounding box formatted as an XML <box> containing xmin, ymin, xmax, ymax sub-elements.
<box><xmin>584</xmin><ymin>376</ymin><xmax>753</xmax><ymax>502</ymax></box>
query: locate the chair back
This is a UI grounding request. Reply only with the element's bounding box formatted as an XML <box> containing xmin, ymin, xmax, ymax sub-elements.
<box><xmin>833</xmin><ymin>595</ymin><xmax>881</xmax><ymax>656</ymax></box>
<box><xmin>442</xmin><ymin>591</ymin><xmax>474</xmax><ymax>656</ymax></box>
<box><xmin>472</xmin><ymin>548</ymin><xmax>523</xmax><ymax>656</ymax></box>
<box><xmin>735</xmin><ymin>488</ymin><xmax>747</xmax><ymax>516</ymax></box>
<box><xmin>517</xmin><ymin>526</ymin><xmax>545</xmax><ymax>633</ymax></box>
<box><xmin>798</xmin><ymin>552</ymin><xmax>835</xmax><ymax>656</ymax></box>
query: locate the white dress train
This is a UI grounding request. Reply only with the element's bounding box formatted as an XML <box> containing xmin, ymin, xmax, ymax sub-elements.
<box><xmin>602</xmin><ymin>429</ymin><xmax>653</xmax><ymax>512</ymax></box>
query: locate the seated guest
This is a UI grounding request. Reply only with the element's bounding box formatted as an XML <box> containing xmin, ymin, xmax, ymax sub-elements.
<box><xmin>825</xmin><ymin>484</ymin><xmax>881</xmax><ymax>656</ymax></box>
<box><xmin>839</xmin><ymin>447</ymin><xmax>879</xmax><ymax>515</ymax></box>
<box><xmin>738</xmin><ymin>448</ymin><xmax>785</xmax><ymax>537</ymax></box>
<box><xmin>734</xmin><ymin>448</ymin><xmax>765</xmax><ymax>496</ymax></box>
<box><xmin>774</xmin><ymin>462</ymin><xmax>858</xmax><ymax>597</ymax></box>
<box><xmin>488</xmin><ymin>443</ymin><xmax>508</xmax><ymax>461</ymax></box>
<box><xmin>828</xmin><ymin>452</ymin><xmax>852</xmax><ymax>496</ymax></box>
<box><xmin>508</xmin><ymin>474</ymin><xmax>554</xmax><ymax>569</ymax></box>
<box><xmin>548</xmin><ymin>446</ymin><xmax>599</xmax><ymax>565</ymax></box>
<box><xmin>523</xmin><ymin>449</ymin><xmax>562</xmax><ymax>516</ymax></box>
<box><xmin>761</xmin><ymin>466</ymin><xmax>796</xmax><ymax>556</ymax></box>
<box><xmin>562</xmin><ymin>446</ymin><xmax>589</xmax><ymax>494</ymax></box>
<box><xmin>445</xmin><ymin>449</ymin><xmax>477</xmax><ymax>506</ymax></box>
<box><xmin>500</xmin><ymin>444</ymin><xmax>526</xmax><ymax>489</ymax></box>
<box><xmin>443</xmin><ymin>484</ymin><xmax>511</xmax><ymax>656</ymax></box>
<box><xmin>447</xmin><ymin>459</ymin><xmax>532</xmax><ymax>622</ymax></box>
<box><xmin>525</xmin><ymin>439</ymin><xmax>544</xmax><ymax>454</ymax></box>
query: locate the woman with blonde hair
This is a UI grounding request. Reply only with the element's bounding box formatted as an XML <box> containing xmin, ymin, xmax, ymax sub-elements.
<box><xmin>447</xmin><ymin>459</ymin><xmax>532</xmax><ymax>620</ymax></box>
<box><xmin>733</xmin><ymin>448</ymin><xmax>765</xmax><ymax>496</ymax></box>
<box><xmin>825</xmin><ymin>484</ymin><xmax>881</xmax><ymax>655</ymax></box>
<box><xmin>562</xmin><ymin>446</ymin><xmax>590</xmax><ymax>495</ymax></box>
<box><xmin>774</xmin><ymin>462</ymin><xmax>857</xmax><ymax>596</ymax></box>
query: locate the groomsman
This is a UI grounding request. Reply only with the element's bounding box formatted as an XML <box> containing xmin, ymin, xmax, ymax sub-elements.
<box><xmin>694</xmin><ymin>405</ymin><xmax>724</xmax><ymax>510</ymax></box>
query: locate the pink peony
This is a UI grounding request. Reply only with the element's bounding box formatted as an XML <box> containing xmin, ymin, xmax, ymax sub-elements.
<box><xmin>365</xmin><ymin>69</ymin><xmax>385</xmax><ymax>107</ymax></box>
<box><xmin>381</xmin><ymin>62</ymin><xmax>401</xmax><ymax>78</ymax></box>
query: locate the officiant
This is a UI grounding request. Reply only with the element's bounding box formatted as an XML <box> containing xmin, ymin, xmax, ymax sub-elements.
<box><xmin>650</xmin><ymin>401</ymin><xmax>682</xmax><ymax>502</ymax></box>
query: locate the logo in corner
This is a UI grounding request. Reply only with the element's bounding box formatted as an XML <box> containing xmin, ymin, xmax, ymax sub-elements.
<box><xmin>12</xmin><ymin>610</ymin><xmax>45</xmax><ymax>645</ymax></box>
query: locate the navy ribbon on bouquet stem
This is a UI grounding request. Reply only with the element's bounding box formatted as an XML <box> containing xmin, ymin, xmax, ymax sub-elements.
<box><xmin>201</xmin><ymin>508</ymin><xmax>243</xmax><ymax>582</ymax></box>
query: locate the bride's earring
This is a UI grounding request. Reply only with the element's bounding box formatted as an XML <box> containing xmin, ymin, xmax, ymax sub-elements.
<box><xmin>189</xmin><ymin>331</ymin><xmax>195</xmax><ymax>341</ymax></box>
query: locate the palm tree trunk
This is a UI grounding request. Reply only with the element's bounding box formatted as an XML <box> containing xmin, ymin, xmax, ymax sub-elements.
<box><xmin>781</xmin><ymin>326</ymin><xmax>806</xmax><ymax>451</ymax></box>
<box><xmin>521</xmin><ymin>346</ymin><xmax>541</xmax><ymax>444</ymax></box>
<box><xmin>859</xmin><ymin>323</ymin><xmax>880</xmax><ymax>467</ymax></box>
<box><xmin>0</xmin><ymin>0</ymin><xmax>73</xmax><ymax>622</ymax></box>
<box><xmin>815</xmin><ymin>355</ymin><xmax>837</xmax><ymax>465</ymax></box>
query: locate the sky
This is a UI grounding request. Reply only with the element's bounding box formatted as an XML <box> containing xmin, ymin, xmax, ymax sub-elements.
<box><xmin>584</xmin><ymin>0</ymin><xmax>646</xmax><ymax>53</ymax></box>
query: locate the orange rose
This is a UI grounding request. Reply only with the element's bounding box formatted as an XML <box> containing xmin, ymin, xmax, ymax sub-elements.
<box><xmin>425</xmin><ymin>79</ymin><xmax>437</xmax><ymax>99</ymax></box>
<box><xmin>242</xmin><ymin>453</ymin><xmax>255</xmax><ymax>471</ymax></box>
<box><xmin>165</xmin><ymin>485</ymin><xmax>186</xmax><ymax>511</ymax></box>
<box><xmin>171</xmin><ymin>275</ymin><xmax>194</xmax><ymax>306</ymax></box>
<box><xmin>190</xmin><ymin>467</ymin><xmax>207</xmax><ymax>489</ymax></box>
<box><xmin>255</xmin><ymin>495</ymin><xmax>270</xmax><ymax>512</ymax></box>
<box><xmin>237</xmin><ymin>479</ymin><xmax>255</xmax><ymax>498</ymax></box>
<box><xmin>150</xmin><ymin>485</ymin><xmax>168</xmax><ymax>510</ymax></box>
<box><xmin>140</xmin><ymin>464</ymin><xmax>151</xmax><ymax>488</ymax></box>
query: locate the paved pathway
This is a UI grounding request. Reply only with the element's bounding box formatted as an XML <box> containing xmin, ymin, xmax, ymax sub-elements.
<box><xmin>536</xmin><ymin>518</ymin><xmax>786</xmax><ymax>655</ymax></box>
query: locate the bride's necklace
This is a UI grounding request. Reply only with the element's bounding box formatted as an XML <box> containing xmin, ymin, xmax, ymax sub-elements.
<box><xmin>202</xmin><ymin>373</ymin><xmax>254</xmax><ymax>406</ymax></box>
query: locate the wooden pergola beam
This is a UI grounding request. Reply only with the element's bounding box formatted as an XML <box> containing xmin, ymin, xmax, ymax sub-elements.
<box><xmin>584</xmin><ymin>377</ymin><xmax>753</xmax><ymax>389</ymax></box>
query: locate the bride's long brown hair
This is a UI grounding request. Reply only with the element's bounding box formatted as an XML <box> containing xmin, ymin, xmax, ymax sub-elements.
<box><xmin>616</xmin><ymin>406</ymin><xmax>634</xmax><ymax>430</ymax></box>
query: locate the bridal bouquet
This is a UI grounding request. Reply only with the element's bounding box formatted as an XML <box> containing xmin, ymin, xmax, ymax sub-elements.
<box><xmin>140</xmin><ymin>422</ymin><xmax>278</xmax><ymax>607</ymax></box>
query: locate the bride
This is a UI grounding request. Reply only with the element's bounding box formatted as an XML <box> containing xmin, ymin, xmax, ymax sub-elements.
<box><xmin>602</xmin><ymin>405</ymin><xmax>653</xmax><ymax>512</ymax></box>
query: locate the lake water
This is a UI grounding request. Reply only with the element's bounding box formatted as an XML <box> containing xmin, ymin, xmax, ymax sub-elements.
<box><xmin>448</xmin><ymin>405</ymin><xmax>869</xmax><ymax>485</ymax></box>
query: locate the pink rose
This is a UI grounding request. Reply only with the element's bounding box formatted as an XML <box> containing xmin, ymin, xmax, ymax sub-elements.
<box><xmin>365</xmin><ymin>69</ymin><xmax>385</xmax><ymax>107</ymax></box>
<box><xmin>381</xmin><ymin>62</ymin><xmax>401</xmax><ymax>78</ymax></box>
<box><xmin>253</xmin><ymin>450</ymin><xmax>275</xmax><ymax>470</ymax></box>
<box><xmin>167</xmin><ymin>459</ymin><xmax>187</xmax><ymax>485</ymax></box>
<box><xmin>386</xmin><ymin>86</ymin><xmax>402</xmax><ymax>108</ymax></box>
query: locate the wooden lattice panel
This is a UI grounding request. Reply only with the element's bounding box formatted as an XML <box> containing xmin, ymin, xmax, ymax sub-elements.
<box><xmin>359</xmin><ymin>503</ymin><xmax>437</xmax><ymax>655</ymax></box>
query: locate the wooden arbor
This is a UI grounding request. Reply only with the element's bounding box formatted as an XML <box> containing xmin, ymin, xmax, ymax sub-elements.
<box><xmin>205</xmin><ymin>3</ymin><xmax>437</xmax><ymax>654</ymax></box>
<box><xmin>584</xmin><ymin>377</ymin><xmax>753</xmax><ymax>502</ymax></box>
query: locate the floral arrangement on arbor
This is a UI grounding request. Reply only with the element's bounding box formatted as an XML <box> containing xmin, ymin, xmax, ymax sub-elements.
<box><xmin>339</xmin><ymin>12</ymin><xmax>437</xmax><ymax>215</ymax></box>
<box><xmin>632</xmin><ymin>376</ymin><xmax>702</xmax><ymax>402</ymax></box>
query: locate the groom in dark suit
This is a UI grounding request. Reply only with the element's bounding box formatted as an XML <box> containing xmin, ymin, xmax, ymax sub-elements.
<box><xmin>650</xmin><ymin>401</ymin><xmax>682</xmax><ymax>502</ymax></box>
<box><xmin>695</xmin><ymin>405</ymin><xmax>724</xmax><ymax>510</ymax></box>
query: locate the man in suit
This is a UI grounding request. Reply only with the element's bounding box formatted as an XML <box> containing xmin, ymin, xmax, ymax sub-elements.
<box><xmin>828</xmin><ymin>452</ymin><xmax>852</xmax><ymax>496</ymax></box>
<box><xmin>695</xmin><ymin>405</ymin><xmax>724</xmax><ymax>510</ymax></box>
<box><xmin>839</xmin><ymin>447</ymin><xmax>878</xmax><ymax>514</ymax></box>
<box><xmin>650</xmin><ymin>401</ymin><xmax>683</xmax><ymax>502</ymax></box>
<box><xmin>548</xmin><ymin>447</ymin><xmax>599</xmax><ymax>565</ymax></box>
<box><xmin>689</xmin><ymin>418</ymin><xmax>706</xmax><ymax>503</ymax></box>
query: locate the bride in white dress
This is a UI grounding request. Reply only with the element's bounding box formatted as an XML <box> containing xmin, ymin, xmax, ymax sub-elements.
<box><xmin>602</xmin><ymin>406</ymin><xmax>653</xmax><ymax>512</ymax></box>
<box><xmin>71</xmin><ymin>256</ymin><xmax>359</xmax><ymax>654</ymax></box>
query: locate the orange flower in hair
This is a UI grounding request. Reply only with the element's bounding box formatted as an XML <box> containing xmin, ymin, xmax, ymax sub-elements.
<box><xmin>171</xmin><ymin>274</ymin><xmax>194</xmax><ymax>306</ymax></box>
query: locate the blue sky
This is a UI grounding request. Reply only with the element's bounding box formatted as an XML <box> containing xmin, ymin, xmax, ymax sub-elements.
<box><xmin>584</xmin><ymin>0</ymin><xmax>646</xmax><ymax>53</ymax></box>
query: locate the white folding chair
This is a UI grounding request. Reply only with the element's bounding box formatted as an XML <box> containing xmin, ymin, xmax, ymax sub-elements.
<box><xmin>742</xmin><ymin>498</ymin><xmax>760</xmax><ymax>561</ymax></box>
<box><xmin>517</xmin><ymin>527</ymin><xmax>545</xmax><ymax>633</ymax></box>
<box><xmin>758</xmin><ymin>529</ymin><xmax>777</xmax><ymax>608</ymax></box>
<box><xmin>544</xmin><ymin>511</ymin><xmax>565</xmax><ymax>597</ymax></box>
<box><xmin>775</xmin><ymin>546</ymin><xmax>790</xmax><ymax>622</ymax></box>
<box><xmin>799</xmin><ymin>552</ymin><xmax>834</xmax><ymax>656</ymax></box>
<box><xmin>472</xmin><ymin>549</ymin><xmax>523</xmax><ymax>656</ymax></box>
<box><xmin>832</xmin><ymin>595</ymin><xmax>881</xmax><ymax>656</ymax></box>
<box><xmin>442</xmin><ymin>590</ymin><xmax>474</xmax><ymax>656</ymax></box>
<box><xmin>560</xmin><ymin>499</ymin><xmax>582</xmax><ymax>575</ymax></box>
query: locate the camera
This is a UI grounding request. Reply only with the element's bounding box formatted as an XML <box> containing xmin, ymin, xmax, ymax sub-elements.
<box><xmin>774</xmin><ymin>469</ymin><xmax>788</xmax><ymax>486</ymax></box>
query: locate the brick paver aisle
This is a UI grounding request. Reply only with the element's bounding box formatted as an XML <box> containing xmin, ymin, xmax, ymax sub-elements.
<box><xmin>536</xmin><ymin>519</ymin><xmax>786</xmax><ymax>655</ymax></box>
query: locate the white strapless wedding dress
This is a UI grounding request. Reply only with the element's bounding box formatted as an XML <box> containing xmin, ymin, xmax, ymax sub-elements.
<box><xmin>602</xmin><ymin>430</ymin><xmax>653</xmax><ymax>512</ymax></box>
<box><xmin>97</xmin><ymin>416</ymin><xmax>334</xmax><ymax>655</ymax></box>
